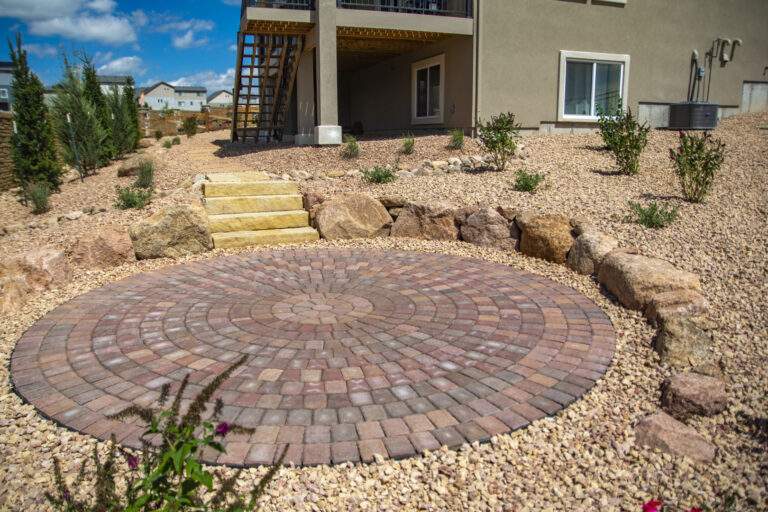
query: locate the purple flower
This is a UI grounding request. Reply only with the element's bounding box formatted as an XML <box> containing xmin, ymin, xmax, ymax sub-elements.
<box><xmin>215</xmin><ymin>422</ymin><xmax>230</xmax><ymax>436</ymax></box>
<box><xmin>126</xmin><ymin>454</ymin><xmax>139</xmax><ymax>470</ymax></box>
<box><xmin>62</xmin><ymin>490</ymin><xmax>71</xmax><ymax>501</ymax></box>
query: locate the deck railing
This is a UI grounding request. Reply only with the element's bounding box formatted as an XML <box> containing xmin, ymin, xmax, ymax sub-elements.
<box><xmin>242</xmin><ymin>0</ymin><xmax>315</xmax><ymax>13</ymax></box>
<box><xmin>336</xmin><ymin>0</ymin><xmax>472</xmax><ymax>17</ymax></box>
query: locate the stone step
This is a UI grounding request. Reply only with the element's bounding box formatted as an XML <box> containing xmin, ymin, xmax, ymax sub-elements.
<box><xmin>206</xmin><ymin>171</ymin><xmax>269</xmax><ymax>182</ymax></box>
<box><xmin>212</xmin><ymin>227</ymin><xmax>319</xmax><ymax>249</ymax></box>
<box><xmin>204</xmin><ymin>180</ymin><xmax>298</xmax><ymax>198</ymax></box>
<box><xmin>205</xmin><ymin>194</ymin><xmax>303</xmax><ymax>215</ymax></box>
<box><xmin>208</xmin><ymin>210</ymin><xmax>309</xmax><ymax>233</ymax></box>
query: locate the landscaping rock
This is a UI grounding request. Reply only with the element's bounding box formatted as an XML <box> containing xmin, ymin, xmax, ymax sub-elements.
<box><xmin>645</xmin><ymin>289</ymin><xmax>709</xmax><ymax>324</ymax></box>
<box><xmin>313</xmin><ymin>194</ymin><xmax>392</xmax><ymax>240</ymax></box>
<box><xmin>303</xmin><ymin>191</ymin><xmax>327</xmax><ymax>217</ymax></box>
<box><xmin>567</xmin><ymin>229</ymin><xmax>619</xmax><ymax>275</ymax></box>
<box><xmin>661</xmin><ymin>373</ymin><xmax>727</xmax><ymax>420</ymax></box>
<box><xmin>495</xmin><ymin>206</ymin><xmax>520</xmax><ymax>223</ymax></box>
<box><xmin>15</xmin><ymin>247</ymin><xmax>72</xmax><ymax>291</ymax></box>
<box><xmin>117</xmin><ymin>156</ymin><xmax>151</xmax><ymax>177</ymax></box>
<box><xmin>378</xmin><ymin>195</ymin><xmax>408</xmax><ymax>209</ymax></box>
<box><xmin>390</xmin><ymin>203</ymin><xmax>458</xmax><ymax>241</ymax></box>
<box><xmin>654</xmin><ymin>316</ymin><xmax>716</xmax><ymax>369</ymax></box>
<box><xmin>138</xmin><ymin>138</ymin><xmax>155</xmax><ymax>148</ymax></box>
<box><xmin>129</xmin><ymin>204</ymin><xmax>213</xmax><ymax>259</ymax></box>
<box><xmin>598</xmin><ymin>251</ymin><xmax>701</xmax><ymax>310</ymax></box>
<box><xmin>70</xmin><ymin>226</ymin><xmax>135</xmax><ymax>269</ymax></box>
<box><xmin>460</xmin><ymin>207</ymin><xmax>518</xmax><ymax>250</ymax></box>
<box><xmin>634</xmin><ymin>411</ymin><xmax>716</xmax><ymax>463</ymax></box>
<box><xmin>0</xmin><ymin>275</ymin><xmax>31</xmax><ymax>314</ymax></box>
<box><xmin>517</xmin><ymin>213</ymin><xmax>573</xmax><ymax>264</ymax></box>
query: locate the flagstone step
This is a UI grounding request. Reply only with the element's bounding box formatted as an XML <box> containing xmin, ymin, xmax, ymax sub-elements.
<box><xmin>206</xmin><ymin>171</ymin><xmax>269</xmax><ymax>182</ymax></box>
<box><xmin>212</xmin><ymin>227</ymin><xmax>319</xmax><ymax>249</ymax></box>
<box><xmin>205</xmin><ymin>194</ymin><xmax>303</xmax><ymax>215</ymax></box>
<box><xmin>204</xmin><ymin>180</ymin><xmax>298</xmax><ymax>198</ymax></box>
<box><xmin>209</xmin><ymin>210</ymin><xmax>309</xmax><ymax>233</ymax></box>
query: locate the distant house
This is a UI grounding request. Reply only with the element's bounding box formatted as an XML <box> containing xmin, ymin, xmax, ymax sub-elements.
<box><xmin>207</xmin><ymin>90</ymin><xmax>233</xmax><ymax>107</ymax></box>
<box><xmin>138</xmin><ymin>82</ymin><xmax>207</xmax><ymax>112</ymax></box>
<box><xmin>97</xmin><ymin>75</ymin><xmax>131</xmax><ymax>95</ymax></box>
<box><xmin>0</xmin><ymin>61</ymin><xmax>12</xmax><ymax>112</ymax></box>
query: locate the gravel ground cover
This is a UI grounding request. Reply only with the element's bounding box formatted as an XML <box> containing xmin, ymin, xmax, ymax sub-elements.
<box><xmin>1</xmin><ymin>113</ymin><xmax>766</xmax><ymax>510</ymax></box>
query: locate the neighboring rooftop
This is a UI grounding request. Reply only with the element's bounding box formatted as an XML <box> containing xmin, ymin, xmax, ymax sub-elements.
<box><xmin>207</xmin><ymin>89</ymin><xmax>232</xmax><ymax>102</ymax></box>
<box><xmin>140</xmin><ymin>82</ymin><xmax>207</xmax><ymax>95</ymax></box>
<box><xmin>0</xmin><ymin>61</ymin><xmax>12</xmax><ymax>70</ymax></box>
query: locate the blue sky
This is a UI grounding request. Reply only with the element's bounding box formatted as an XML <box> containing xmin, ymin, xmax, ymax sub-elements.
<box><xmin>0</xmin><ymin>0</ymin><xmax>242</xmax><ymax>91</ymax></box>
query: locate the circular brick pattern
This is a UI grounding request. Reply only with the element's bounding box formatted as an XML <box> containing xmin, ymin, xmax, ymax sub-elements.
<box><xmin>11</xmin><ymin>248</ymin><xmax>616</xmax><ymax>466</ymax></box>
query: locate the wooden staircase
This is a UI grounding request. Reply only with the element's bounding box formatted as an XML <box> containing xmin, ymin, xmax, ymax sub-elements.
<box><xmin>204</xmin><ymin>172</ymin><xmax>319</xmax><ymax>249</ymax></box>
<box><xmin>231</xmin><ymin>32</ymin><xmax>303</xmax><ymax>143</ymax></box>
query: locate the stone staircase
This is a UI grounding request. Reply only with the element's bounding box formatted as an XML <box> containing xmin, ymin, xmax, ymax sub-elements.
<box><xmin>203</xmin><ymin>172</ymin><xmax>319</xmax><ymax>249</ymax></box>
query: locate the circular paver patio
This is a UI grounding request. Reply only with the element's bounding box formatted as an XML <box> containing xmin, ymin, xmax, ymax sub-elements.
<box><xmin>11</xmin><ymin>248</ymin><xmax>616</xmax><ymax>466</ymax></box>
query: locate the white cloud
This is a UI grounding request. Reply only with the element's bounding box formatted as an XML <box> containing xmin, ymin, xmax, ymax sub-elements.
<box><xmin>221</xmin><ymin>0</ymin><xmax>240</xmax><ymax>5</ymax></box>
<box><xmin>156</xmin><ymin>18</ymin><xmax>214</xmax><ymax>33</ymax></box>
<box><xmin>28</xmin><ymin>14</ymin><xmax>137</xmax><ymax>44</ymax></box>
<box><xmin>229</xmin><ymin>43</ymin><xmax>238</xmax><ymax>52</ymax></box>
<box><xmin>85</xmin><ymin>0</ymin><xmax>116</xmax><ymax>13</ymax></box>
<box><xmin>170</xmin><ymin>68</ymin><xmax>236</xmax><ymax>93</ymax></box>
<box><xmin>93</xmin><ymin>50</ymin><xmax>113</xmax><ymax>64</ymax></box>
<box><xmin>23</xmin><ymin>43</ymin><xmax>59</xmax><ymax>57</ymax></box>
<box><xmin>172</xmin><ymin>29</ymin><xmax>208</xmax><ymax>49</ymax></box>
<box><xmin>0</xmin><ymin>0</ymin><xmax>81</xmax><ymax>20</ymax></box>
<box><xmin>131</xmin><ymin>9</ymin><xmax>148</xmax><ymax>27</ymax></box>
<box><xmin>98</xmin><ymin>55</ymin><xmax>145</xmax><ymax>76</ymax></box>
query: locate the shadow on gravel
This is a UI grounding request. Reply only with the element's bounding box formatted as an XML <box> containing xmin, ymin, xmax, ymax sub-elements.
<box><xmin>590</xmin><ymin>168</ymin><xmax>624</xmax><ymax>176</ymax></box>
<box><xmin>640</xmin><ymin>192</ymin><xmax>684</xmax><ymax>202</ymax></box>
<box><xmin>580</xmin><ymin>144</ymin><xmax>611</xmax><ymax>152</ymax></box>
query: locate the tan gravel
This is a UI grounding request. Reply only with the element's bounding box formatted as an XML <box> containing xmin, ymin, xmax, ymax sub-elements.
<box><xmin>1</xmin><ymin>114</ymin><xmax>767</xmax><ymax>510</ymax></box>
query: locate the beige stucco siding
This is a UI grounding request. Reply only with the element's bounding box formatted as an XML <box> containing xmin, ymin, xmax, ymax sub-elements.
<box><xmin>477</xmin><ymin>0</ymin><xmax>768</xmax><ymax>128</ymax></box>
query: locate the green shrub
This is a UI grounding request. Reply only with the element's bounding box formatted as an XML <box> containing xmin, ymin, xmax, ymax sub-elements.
<box><xmin>46</xmin><ymin>356</ymin><xmax>285</xmax><ymax>511</ymax></box>
<box><xmin>401</xmin><ymin>134</ymin><xmax>415</xmax><ymax>155</ymax></box>
<box><xmin>514</xmin><ymin>169</ymin><xmax>545</xmax><ymax>193</ymax></box>
<box><xmin>26</xmin><ymin>180</ymin><xmax>52</xmax><ymax>214</ymax></box>
<box><xmin>172</xmin><ymin>136</ymin><xmax>181</xmax><ymax>145</ymax></box>
<box><xmin>478</xmin><ymin>112</ymin><xmax>521</xmax><ymax>170</ymax></box>
<box><xmin>181</xmin><ymin>116</ymin><xmax>198</xmax><ymax>138</ymax></box>
<box><xmin>114</xmin><ymin>186</ymin><xmax>152</xmax><ymax>210</ymax></box>
<box><xmin>362</xmin><ymin>165</ymin><xmax>397</xmax><ymax>184</ymax></box>
<box><xmin>162</xmin><ymin>139</ymin><xmax>172</xmax><ymax>149</ymax></box>
<box><xmin>607</xmin><ymin>108</ymin><xmax>650</xmax><ymax>175</ymax></box>
<box><xmin>669</xmin><ymin>131</ymin><xmax>725</xmax><ymax>203</ymax></box>
<box><xmin>341</xmin><ymin>135</ymin><xmax>360</xmax><ymax>159</ymax></box>
<box><xmin>448</xmin><ymin>129</ymin><xmax>465</xmax><ymax>150</ymax></box>
<box><xmin>153</xmin><ymin>129</ymin><xmax>163</xmax><ymax>141</ymax></box>
<box><xmin>628</xmin><ymin>201</ymin><xmax>678</xmax><ymax>229</ymax></box>
<box><xmin>133</xmin><ymin>160</ymin><xmax>154</xmax><ymax>189</ymax></box>
<box><xmin>597</xmin><ymin>101</ymin><xmax>623</xmax><ymax>152</ymax></box>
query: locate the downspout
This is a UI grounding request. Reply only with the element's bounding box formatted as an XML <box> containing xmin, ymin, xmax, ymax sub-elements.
<box><xmin>472</xmin><ymin>0</ymin><xmax>481</xmax><ymax>135</ymax></box>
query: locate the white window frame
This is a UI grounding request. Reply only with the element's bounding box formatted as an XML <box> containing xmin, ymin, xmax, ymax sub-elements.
<box><xmin>558</xmin><ymin>50</ymin><xmax>630</xmax><ymax>123</ymax></box>
<box><xmin>411</xmin><ymin>54</ymin><xmax>445</xmax><ymax>125</ymax></box>
<box><xmin>0</xmin><ymin>88</ymin><xmax>8</xmax><ymax>99</ymax></box>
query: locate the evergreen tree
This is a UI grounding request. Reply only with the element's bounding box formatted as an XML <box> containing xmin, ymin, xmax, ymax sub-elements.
<box><xmin>123</xmin><ymin>77</ymin><xmax>141</xmax><ymax>149</ymax></box>
<box><xmin>50</xmin><ymin>59</ymin><xmax>107</xmax><ymax>178</ymax></box>
<box><xmin>106</xmin><ymin>86</ymin><xmax>130</xmax><ymax>157</ymax></box>
<box><xmin>81</xmin><ymin>54</ymin><xmax>114</xmax><ymax>162</ymax></box>
<box><xmin>7</xmin><ymin>33</ymin><xmax>62</xmax><ymax>189</ymax></box>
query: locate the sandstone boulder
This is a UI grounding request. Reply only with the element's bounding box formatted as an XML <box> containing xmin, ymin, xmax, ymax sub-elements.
<box><xmin>654</xmin><ymin>316</ymin><xmax>716</xmax><ymax>369</ymax></box>
<box><xmin>0</xmin><ymin>275</ymin><xmax>32</xmax><ymax>314</ymax></box>
<box><xmin>378</xmin><ymin>195</ymin><xmax>408</xmax><ymax>209</ymax></box>
<box><xmin>644</xmin><ymin>289</ymin><xmax>709</xmax><ymax>324</ymax></box>
<box><xmin>517</xmin><ymin>213</ymin><xmax>573</xmax><ymax>264</ymax></box>
<box><xmin>460</xmin><ymin>207</ymin><xmax>518</xmax><ymax>250</ymax></box>
<box><xmin>598</xmin><ymin>251</ymin><xmax>700</xmax><ymax>310</ymax></box>
<box><xmin>15</xmin><ymin>247</ymin><xmax>72</xmax><ymax>291</ymax></box>
<box><xmin>635</xmin><ymin>411</ymin><xmax>716</xmax><ymax>463</ymax></box>
<box><xmin>71</xmin><ymin>226</ymin><xmax>135</xmax><ymax>268</ymax></box>
<box><xmin>313</xmin><ymin>194</ymin><xmax>392</xmax><ymax>240</ymax></box>
<box><xmin>138</xmin><ymin>138</ymin><xmax>155</xmax><ymax>148</ymax></box>
<box><xmin>390</xmin><ymin>203</ymin><xmax>458</xmax><ymax>241</ymax></box>
<box><xmin>303</xmin><ymin>191</ymin><xmax>326</xmax><ymax>222</ymax></box>
<box><xmin>129</xmin><ymin>204</ymin><xmax>213</xmax><ymax>259</ymax></box>
<box><xmin>661</xmin><ymin>373</ymin><xmax>727</xmax><ymax>420</ymax></box>
<box><xmin>118</xmin><ymin>156</ymin><xmax>153</xmax><ymax>177</ymax></box>
<box><xmin>567</xmin><ymin>229</ymin><xmax>619</xmax><ymax>275</ymax></box>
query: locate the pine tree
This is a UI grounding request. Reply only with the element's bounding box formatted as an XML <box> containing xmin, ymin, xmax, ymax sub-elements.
<box><xmin>81</xmin><ymin>54</ymin><xmax>114</xmax><ymax>162</ymax></box>
<box><xmin>106</xmin><ymin>86</ymin><xmax>130</xmax><ymax>157</ymax></box>
<box><xmin>123</xmin><ymin>77</ymin><xmax>140</xmax><ymax>150</ymax></box>
<box><xmin>50</xmin><ymin>59</ymin><xmax>107</xmax><ymax>178</ymax></box>
<box><xmin>7</xmin><ymin>33</ymin><xmax>62</xmax><ymax>189</ymax></box>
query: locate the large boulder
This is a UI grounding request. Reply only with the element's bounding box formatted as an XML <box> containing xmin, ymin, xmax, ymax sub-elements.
<box><xmin>390</xmin><ymin>203</ymin><xmax>458</xmax><ymax>241</ymax></box>
<box><xmin>567</xmin><ymin>229</ymin><xmax>618</xmax><ymax>275</ymax></box>
<box><xmin>516</xmin><ymin>213</ymin><xmax>573</xmax><ymax>264</ymax></box>
<box><xmin>644</xmin><ymin>289</ymin><xmax>709</xmax><ymax>324</ymax></box>
<box><xmin>460</xmin><ymin>207</ymin><xmax>518</xmax><ymax>250</ymax></box>
<box><xmin>313</xmin><ymin>194</ymin><xmax>392</xmax><ymax>240</ymax></box>
<box><xmin>117</xmin><ymin>156</ymin><xmax>154</xmax><ymax>177</ymax></box>
<box><xmin>71</xmin><ymin>226</ymin><xmax>135</xmax><ymax>268</ymax></box>
<box><xmin>598</xmin><ymin>251</ymin><xmax>701</xmax><ymax>310</ymax></box>
<box><xmin>661</xmin><ymin>373</ymin><xmax>727</xmax><ymax>420</ymax></box>
<box><xmin>654</xmin><ymin>316</ymin><xmax>716</xmax><ymax>370</ymax></box>
<box><xmin>0</xmin><ymin>275</ymin><xmax>32</xmax><ymax>314</ymax></box>
<box><xmin>0</xmin><ymin>247</ymin><xmax>72</xmax><ymax>313</ymax></box>
<box><xmin>634</xmin><ymin>411</ymin><xmax>716</xmax><ymax>463</ymax></box>
<box><xmin>129</xmin><ymin>204</ymin><xmax>213</xmax><ymax>260</ymax></box>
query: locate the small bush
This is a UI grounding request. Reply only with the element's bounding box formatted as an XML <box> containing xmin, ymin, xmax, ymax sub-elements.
<box><xmin>172</xmin><ymin>136</ymin><xmax>181</xmax><ymax>145</ymax></box>
<box><xmin>478</xmin><ymin>112</ymin><xmax>521</xmax><ymax>170</ymax></box>
<box><xmin>341</xmin><ymin>135</ymin><xmax>360</xmax><ymax>159</ymax></box>
<box><xmin>628</xmin><ymin>201</ymin><xmax>678</xmax><ymax>229</ymax></box>
<box><xmin>448</xmin><ymin>129</ymin><xmax>465</xmax><ymax>150</ymax></box>
<box><xmin>133</xmin><ymin>160</ymin><xmax>154</xmax><ymax>189</ymax></box>
<box><xmin>514</xmin><ymin>169</ymin><xmax>545</xmax><ymax>193</ymax></box>
<box><xmin>114</xmin><ymin>186</ymin><xmax>152</xmax><ymax>210</ymax></box>
<box><xmin>670</xmin><ymin>131</ymin><xmax>725</xmax><ymax>203</ymax></box>
<box><xmin>181</xmin><ymin>116</ymin><xmax>198</xmax><ymax>138</ymax></box>
<box><xmin>597</xmin><ymin>101</ymin><xmax>623</xmax><ymax>152</ymax></box>
<box><xmin>608</xmin><ymin>108</ymin><xmax>650</xmax><ymax>175</ymax></box>
<box><xmin>362</xmin><ymin>166</ymin><xmax>397</xmax><ymax>184</ymax></box>
<box><xmin>153</xmin><ymin>129</ymin><xmax>163</xmax><ymax>141</ymax></box>
<box><xmin>162</xmin><ymin>139</ymin><xmax>172</xmax><ymax>149</ymax></box>
<box><xmin>401</xmin><ymin>134</ymin><xmax>415</xmax><ymax>155</ymax></box>
<box><xmin>26</xmin><ymin>180</ymin><xmax>51</xmax><ymax>214</ymax></box>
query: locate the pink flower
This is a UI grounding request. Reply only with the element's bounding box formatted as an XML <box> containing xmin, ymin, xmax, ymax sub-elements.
<box><xmin>643</xmin><ymin>500</ymin><xmax>663</xmax><ymax>512</ymax></box>
<box><xmin>126</xmin><ymin>454</ymin><xmax>139</xmax><ymax>470</ymax></box>
<box><xmin>215</xmin><ymin>422</ymin><xmax>230</xmax><ymax>436</ymax></box>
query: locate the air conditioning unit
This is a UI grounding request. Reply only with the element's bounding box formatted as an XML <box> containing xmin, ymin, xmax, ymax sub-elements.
<box><xmin>668</xmin><ymin>102</ymin><xmax>719</xmax><ymax>130</ymax></box>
